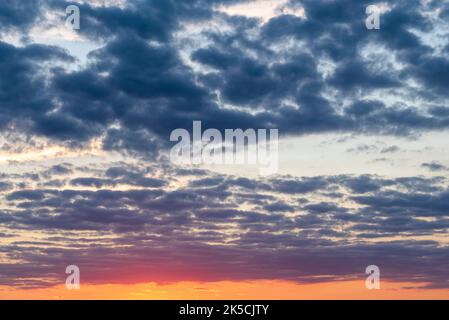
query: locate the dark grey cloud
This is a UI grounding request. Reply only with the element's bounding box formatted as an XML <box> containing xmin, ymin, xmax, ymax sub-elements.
<box><xmin>422</xmin><ymin>162</ymin><xmax>449</xmax><ymax>172</ymax></box>
<box><xmin>352</xmin><ymin>189</ymin><xmax>449</xmax><ymax>217</ymax></box>
<box><xmin>0</xmin><ymin>41</ymin><xmax>74</xmax><ymax>134</ymax></box>
<box><xmin>0</xmin><ymin>0</ymin><xmax>42</xmax><ymax>33</ymax></box>
<box><xmin>0</xmin><ymin>0</ymin><xmax>447</xmax><ymax>157</ymax></box>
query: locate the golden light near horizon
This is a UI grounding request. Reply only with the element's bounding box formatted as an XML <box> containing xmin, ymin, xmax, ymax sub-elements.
<box><xmin>2</xmin><ymin>280</ymin><xmax>449</xmax><ymax>300</ymax></box>
<box><xmin>1</xmin><ymin>0</ymin><xmax>449</xmax><ymax>302</ymax></box>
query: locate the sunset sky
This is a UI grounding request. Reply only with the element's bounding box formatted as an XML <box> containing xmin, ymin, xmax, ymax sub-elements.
<box><xmin>1</xmin><ymin>0</ymin><xmax>449</xmax><ymax>299</ymax></box>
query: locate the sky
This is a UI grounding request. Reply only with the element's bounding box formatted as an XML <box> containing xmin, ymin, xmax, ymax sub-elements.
<box><xmin>1</xmin><ymin>0</ymin><xmax>449</xmax><ymax>299</ymax></box>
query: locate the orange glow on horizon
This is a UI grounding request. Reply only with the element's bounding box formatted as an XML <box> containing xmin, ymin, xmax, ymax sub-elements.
<box><xmin>1</xmin><ymin>280</ymin><xmax>448</xmax><ymax>300</ymax></box>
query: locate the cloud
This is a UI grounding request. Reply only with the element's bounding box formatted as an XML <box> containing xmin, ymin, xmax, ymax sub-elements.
<box><xmin>1</xmin><ymin>163</ymin><xmax>449</xmax><ymax>288</ymax></box>
<box><xmin>0</xmin><ymin>0</ymin><xmax>42</xmax><ymax>33</ymax></box>
<box><xmin>0</xmin><ymin>0</ymin><xmax>448</xmax><ymax>157</ymax></box>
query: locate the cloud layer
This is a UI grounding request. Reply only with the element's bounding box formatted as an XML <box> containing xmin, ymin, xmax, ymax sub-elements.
<box><xmin>0</xmin><ymin>0</ymin><xmax>449</xmax><ymax>291</ymax></box>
